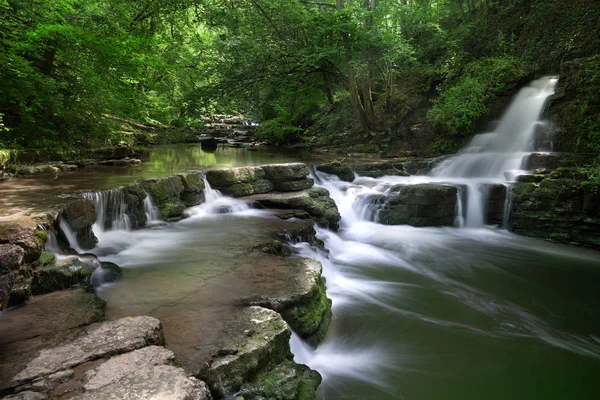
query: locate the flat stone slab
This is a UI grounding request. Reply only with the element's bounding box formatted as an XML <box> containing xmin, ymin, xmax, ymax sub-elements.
<box><xmin>0</xmin><ymin>289</ymin><xmax>106</xmax><ymax>390</ymax></box>
<box><xmin>12</xmin><ymin>316</ymin><xmax>164</xmax><ymax>384</ymax></box>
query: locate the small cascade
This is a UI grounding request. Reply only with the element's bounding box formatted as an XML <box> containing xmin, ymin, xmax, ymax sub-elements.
<box><xmin>83</xmin><ymin>188</ymin><xmax>131</xmax><ymax>232</ymax></box>
<box><xmin>502</xmin><ymin>184</ymin><xmax>513</xmax><ymax>229</ymax></box>
<box><xmin>58</xmin><ymin>219</ymin><xmax>82</xmax><ymax>253</ymax></box>
<box><xmin>143</xmin><ymin>194</ymin><xmax>161</xmax><ymax>225</ymax></box>
<box><xmin>41</xmin><ymin>226</ymin><xmax>61</xmax><ymax>253</ymax></box>
<box><xmin>185</xmin><ymin>174</ymin><xmax>253</xmax><ymax>217</ymax></box>
<box><xmin>454</xmin><ymin>188</ymin><xmax>465</xmax><ymax>228</ymax></box>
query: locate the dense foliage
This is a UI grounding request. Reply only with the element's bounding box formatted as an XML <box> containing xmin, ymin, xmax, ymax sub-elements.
<box><xmin>0</xmin><ymin>0</ymin><xmax>598</xmax><ymax>155</ymax></box>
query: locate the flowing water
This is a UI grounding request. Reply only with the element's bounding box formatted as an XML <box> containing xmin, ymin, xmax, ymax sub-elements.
<box><xmin>33</xmin><ymin>77</ymin><xmax>600</xmax><ymax>398</ymax></box>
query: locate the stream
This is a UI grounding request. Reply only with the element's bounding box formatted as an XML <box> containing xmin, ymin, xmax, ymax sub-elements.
<box><xmin>3</xmin><ymin>76</ymin><xmax>600</xmax><ymax>399</ymax></box>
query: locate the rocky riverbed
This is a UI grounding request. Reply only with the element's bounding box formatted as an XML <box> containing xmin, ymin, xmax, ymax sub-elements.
<box><xmin>0</xmin><ymin>163</ymin><xmax>340</xmax><ymax>400</ymax></box>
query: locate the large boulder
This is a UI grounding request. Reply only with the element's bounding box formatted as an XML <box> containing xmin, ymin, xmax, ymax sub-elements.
<box><xmin>509</xmin><ymin>177</ymin><xmax>600</xmax><ymax>248</ymax></box>
<box><xmin>377</xmin><ymin>184</ymin><xmax>458</xmax><ymax>227</ymax></box>
<box><xmin>249</xmin><ymin>259</ymin><xmax>331</xmax><ymax>347</ymax></box>
<box><xmin>242</xmin><ymin>188</ymin><xmax>341</xmax><ymax>230</ymax></box>
<box><xmin>201</xmin><ymin>307</ymin><xmax>292</xmax><ymax>398</ymax></box>
<box><xmin>141</xmin><ymin>176</ymin><xmax>186</xmax><ymax>221</ymax></box>
<box><xmin>60</xmin><ymin>199</ymin><xmax>97</xmax><ymax>250</ymax></box>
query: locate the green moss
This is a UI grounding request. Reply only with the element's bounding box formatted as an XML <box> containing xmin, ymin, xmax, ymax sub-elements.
<box><xmin>282</xmin><ymin>278</ymin><xmax>330</xmax><ymax>344</ymax></box>
<box><xmin>349</xmin><ymin>143</ymin><xmax>380</xmax><ymax>153</ymax></box>
<box><xmin>34</xmin><ymin>230</ymin><xmax>48</xmax><ymax>248</ymax></box>
<box><xmin>36</xmin><ymin>251</ymin><xmax>56</xmax><ymax>267</ymax></box>
<box><xmin>31</xmin><ymin>258</ymin><xmax>93</xmax><ymax>295</ymax></box>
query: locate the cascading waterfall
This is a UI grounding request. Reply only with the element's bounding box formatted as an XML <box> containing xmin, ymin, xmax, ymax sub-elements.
<box><xmin>82</xmin><ymin>188</ymin><xmax>132</xmax><ymax>232</ymax></box>
<box><xmin>427</xmin><ymin>76</ymin><xmax>558</xmax><ymax>226</ymax></box>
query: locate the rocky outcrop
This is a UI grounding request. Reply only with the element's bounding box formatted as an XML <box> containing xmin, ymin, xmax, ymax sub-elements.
<box><xmin>178</xmin><ymin>173</ymin><xmax>206</xmax><ymax>206</ymax></box>
<box><xmin>141</xmin><ymin>176</ymin><xmax>187</xmax><ymax>220</ymax></box>
<box><xmin>59</xmin><ymin>199</ymin><xmax>97</xmax><ymax>250</ymax></box>
<box><xmin>377</xmin><ymin>184</ymin><xmax>458</xmax><ymax>227</ymax></box>
<box><xmin>242</xmin><ymin>188</ymin><xmax>341</xmax><ymax>230</ymax></box>
<box><xmin>249</xmin><ymin>259</ymin><xmax>331</xmax><ymax>347</ymax></box>
<box><xmin>236</xmin><ymin>360</ymin><xmax>321</xmax><ymax>400</ymax></box>
<box><xmin>509</xmin><ymin>168</ymin><xmax>600</xmax><ymax>248</ymax></box>
<box><xmin>315</xmin><ymin>158</ymin><xmax>445</xmax><ymax>182</ymax></box>
<box><xmin>486</xmin><ymin>184</ymin><xmax>508</xmax><ymax>225</ymax></box>
<box><xmin>201</xmin><ymin>307</ymin><xmax>318</xmax><ymax>400</ymax></box>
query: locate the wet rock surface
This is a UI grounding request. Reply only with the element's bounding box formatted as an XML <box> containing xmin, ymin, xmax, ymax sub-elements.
<box><xmin>242</xmin><ymin>188</ymin><xmax>341</xmax><ymax>230</ymax></box>
<box><xmin>509</xmin><ymin>169</ymin><xmax>600</xmax><ymax>248</ymax></box>
<box><xmin>377</xmin><ymin>184</ymin><xmax>458</xmax><ymax>227</ymax></box>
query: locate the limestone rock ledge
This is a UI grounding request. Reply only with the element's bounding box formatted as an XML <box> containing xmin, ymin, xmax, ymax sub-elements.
<box><xmin>200</xmin><ymin>306</ymin><xmax>320</xmax><ymax>400</ymax></box>
<box><xmin>4</xmin><ymin>315</ymin><xmax>211</xmax><ymax>400</ymax></box>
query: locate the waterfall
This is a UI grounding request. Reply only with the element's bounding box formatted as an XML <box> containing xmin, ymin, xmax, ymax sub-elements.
<box><xmin>185</xmin><ymin>174</ymin><xmax>253</xmax><ymax>217</ymax></box>
<box><xmin>427</xmin><ymin>76</ymin><xmax>558</xmax><ymax>226</ymax></box>
<box><xmin>431</xmin><ymin>76</ymin><xmax>558</xmax><ymax>180</ymax></box>
<box><xmin>82</xmin><ymin>188</ymin><xmax>132</xmax><ymax>232</ymax></box>
<box><xmin>58</xmin><ymin>219</ymin><xmax>83</xmax><ymax>253</ymax></box>
<box><xmin>143</xmin><ymin>195</ymin><xmax>161</xmax><ymax>224</ymax></box>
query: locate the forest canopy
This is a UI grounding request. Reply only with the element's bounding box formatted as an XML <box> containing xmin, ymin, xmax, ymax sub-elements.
<box><xmin>0</xmin><ymin>0</ymin><xmax>598</xmax><ymax>153</ymax></box>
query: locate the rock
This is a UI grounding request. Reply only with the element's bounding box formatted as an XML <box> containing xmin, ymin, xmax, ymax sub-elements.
<box><xmin>0</xmin><ymin>289</ymin><xmax>106</xmax><ymax>389</ymax></box>
<box><xmin>205</xmin><ymin>167</ymin><xmax>265</xmax><ymax>187</ymax></box>
<box><xmin>100</xmin><ymin>262</ymin><xmax>122</xmax><ymax>283</ymax></box>
<box><xmin>219</xmin><ymin>179</ymin><xmax>274</xmax><ymax>197</ymax></box>
<box><xmin>377</xmin><ymin>184</ymin><xmax>458</xmax><ymax>227</ymax></box>
<box><xmin>0</xmin><ymin>244</ymin><xmax>25</xmax><ymax>273</ymax></box>
<box><xmin>249</xmin><ymin>259</ymin><xmax>331</xmax><ymax>346</ymax></box>
<box><xmin>242</xmin><ymin>189</ymin><xmax>341</xmax><ymax>230</ymax></box>
<box><xmin>509</xmin><ymin>177</ymin><xmax>600</xmax><ymax>248</ymax></box>
<box><xmin>200</xmin><ymin>137</ymin><xmax>219</xmax><ymax>150</ymax></box>
<box><xmin>12</xmin><ymin>316</ymin><xmax>164</xmax><ymax>384</ymax></box>
<box><xmin>516</xmin><ymin>174</ymin><xmax>546</xmax><ymax>183</ymax></box>
<box><xmin>7</xmin><ymin>274</ymin><xmax>32</xmax><ymax>308</ymax></box>
<box><xmin>123</xmin><ymin>184</ymin><xmax>149</xmax><ymax>229</ymax></box>
<box><xmin>60</xmin><ymin>199</ymin><xmax>97</xmax><ymax>250</ymax></box>
<box><xmin>73</xmin><ymin>365</ymin><xmax>212</xmax><ymax>400</ymax></box>
<box><xmin>316</xmin><ymin>163</ymin><xmax>355</xmax><ymax>182</ymax></box>
<box><xmin>0</xmin><ymin>215</ymin><xmax>51</xmax><ymax>263</ymax></box>
<box><xmin>142</xmin><ymin>176</ymin><xmax>186</xmax><ymax>220</ymax></box>
<box><xmin>237</xmin><ymin>360</ymin><xmax>321</xmax><ymax>400</ymax></box>
<box><xmin>272</xmin><ymin>179</ymin><xmax>314</xmax><ymax>192</ymax></box>
<box><xmin>4</xmin><ymin>391</ymin><xmax>47</xmax><ymax>400</ymax></box>
<box><xmin>82</xmin><ymin>346</ymin><xmax>176</xmax><ymax>391</ymax></box>
<box><xmin>0</xmin><ymin>271</ymin><xmax>20</xmax><ymax>311</ymax></box>
<box><xmin>262</xmin><ymin>163</ymin><xmax>310</xmax><ymax>181</ymax></box>
<box><xmin>486</xmin><ymin>184</ymin><xmax>508</xmax><ymax>225</ymax></box>
<box><xmin>201</xmin><ymin>307</ymin><xmax>292</xmax><ymax>398</ymax></box>
<box><xmin>178</xmin><ymin>173</ymin><xmax>206</xmax><ymax>206</ymax></box>
<box><xmin>31</xmin><ymin>257</ymin><xmax>93</xmax><ymax>295</ymax></box>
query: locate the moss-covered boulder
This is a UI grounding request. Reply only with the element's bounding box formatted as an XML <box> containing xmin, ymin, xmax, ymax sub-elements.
<box><xmin>237</xmin><ymin>360</ymin><xmax>321</xmax><ymax>400</ymax></box>
<box><xmin>6</xmin><ymin>274</ymin><xmax>32</xmax><ymax>308</ymax></box>
<box><xmin>205</xmin><ymin>166</ymin><xmax>265</xmax><ymax>187</ymax></box>
<box><xmin>377</xmin><ymin>184</ymin><xmax>458</xmax><ymax>227</ymax></box>
<box><xmin>31</xmin><ymin>257</ymin><xmax>94</xmax><ymax>295</ymax></box>
<box><xmin>141</xmin><ymin>176</ymin><xmax>186</xmax><ymax>221</ymax></box>
<box><xmin>510</xmin><ymin>176</ymin><xmax>600</xmax><ymax>248</ymax></box>
<box><xmin>201</xmin><ymin>307</ymin><xmax>293</xmax><ymax>398</ymax></box>
<box><xmin>60</xmin><ymin>199</ymin><xmax>97</xmax><ymax>250</ymax></box>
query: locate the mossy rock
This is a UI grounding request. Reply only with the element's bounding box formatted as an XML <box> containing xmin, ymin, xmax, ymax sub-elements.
<box><xmin>7</xmin><ymin>275</ymin><xmax>32</xmax><ymax>308</ymax></box>
<box><xmin>31</xmin><ymin>257</ymin><xmax>93</xmax><ymax>295</ymax></box>
<box><xmin>237</xmin><ymin>360</ymin><xmax>322</xmax><ymax>400</ymax></box>
<box><xmin>281</xmin><ymin>277</ymin><xmax>330</xmax><ymax>343</ymax></box>
<box><xmin>262</xmin><ymin>163</ymin><xmax>310</xmax><ymax>181</ymax></box>
<box><xmin>220</xmin><ymin>179</ymin><xmax>275</xmax><ymax>197</ymax></box>
<box><xmin>273</xmin><ymin>179</ymin><xmax>314</xmax><ymax>192</ymax></box>
<box><xmin>205</xmin><ymin>167</ymin><xmax>265</xmax><ymax>186</ymax></box>
<box><xmin>35</xmin><ymin>251</ymin><xmax>57</xmax><ymax>268</ymax></box>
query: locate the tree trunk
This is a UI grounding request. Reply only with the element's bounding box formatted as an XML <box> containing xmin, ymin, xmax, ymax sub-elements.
<box><xmin>347</xmin><ymin>65</ymin><xmax>369</xmax><ymax>133</ymax></box>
